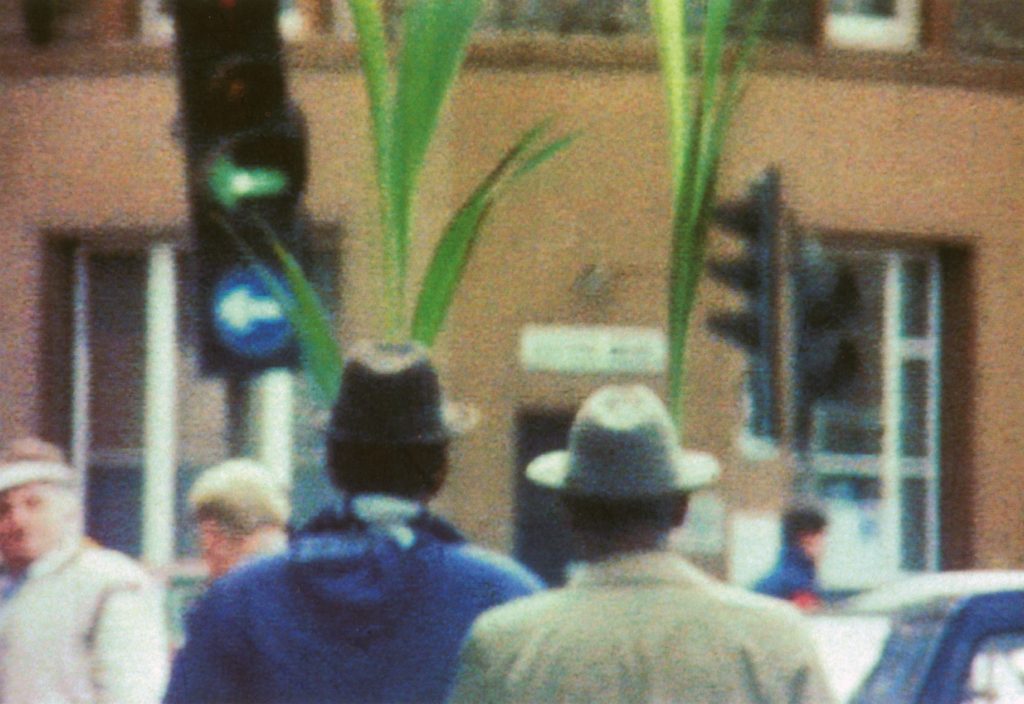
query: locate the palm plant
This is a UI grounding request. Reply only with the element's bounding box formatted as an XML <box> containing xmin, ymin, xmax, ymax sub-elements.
<box><xmin>649</xmin><ymin>0</ymin><xmax>769</xmax><ymax>438</ymax></box>
<box><xmin>265</xmin><ymin>0</ymin><xmax>574</xmax><ymax>406</ymax></box>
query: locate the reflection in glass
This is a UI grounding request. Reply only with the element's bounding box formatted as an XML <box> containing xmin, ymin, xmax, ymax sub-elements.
<box><xmin>901</xmin><ymin>477</ymin><xmax>926</xmax><ymax>570</ymax></box>
<box><xmin>965</xmin><ymin>633</ymin><xmax>1024</xmax><ymax>702</ymax></box>
<box><xmin>900</xmin><ymin>359</ymin><xmax>929</xmax><ymax>458</ymax></box>
<box><xmin>814</xmin><ymin>403</ymin><xmax>883</xmax><ymax>455</ymax></box>
<box><xmin>900</xmin><ymin>258</ymin><xmax>930</xmax><ymax>338</ymax></box>
<box><xmin>819</xmin><ymin>475</ymin><xmax>881</xmax><ymax>501</ymax></box>
<box><xmin>831</xmin><ymin>0</ymin><xmax>896</xmax><ymax>17</ymax></box>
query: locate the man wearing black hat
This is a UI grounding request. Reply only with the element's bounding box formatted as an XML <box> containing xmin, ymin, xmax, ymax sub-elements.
<box><xmin>164</xmin><ymin>341</ymin><xmax>542</xmax><ymax>704</ymax></box>
<box><xmin>448</xmin><ymin>384</ymin><xmax>833</xmax><ymax>704</ymax></box>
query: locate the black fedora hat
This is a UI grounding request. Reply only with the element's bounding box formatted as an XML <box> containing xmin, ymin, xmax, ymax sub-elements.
<box><xmin>327</xmin><ymin>340</ymin><xmax>473</xmax><ymax>445</ymax></box>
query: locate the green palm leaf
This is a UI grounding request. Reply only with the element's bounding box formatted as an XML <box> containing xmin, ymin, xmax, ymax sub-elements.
<box><xmin>649</xmin><ymin>0</ymin><xmax>689</xmax><ymax>194</ymax></box>
<box><xmin>346</xmin><ymin>0</ymin><xmax>397</xmax><ymax>331</ymax></box>
<box><xmin>217</xmin><ymin>214</ymin><xmax>343</xmax><ymax>405</ymax></box>
<box><xmin>651</xmin><ymin>0</ymin><xmax>771</xmax><ymax>435</ymax></box>
<box><xmin>390</xmin><ymin>0</ymin><xmax>485</xmax><ymax>295</ymax></box>
<box><xmin>347</xmin><ymin>0</ymin><xmax>573</xmax><ymax>346</ymax></box>
<box><xmin>261</xmin><ymin>239</ymin><xmax>343</xmax><ymax>406</ymax></box>
<box><xmin>411</xmin><ymin>121</ymin><xmax>578</xmax><ymax>346</ymax></box>
<box><xmin>349</xmin><ymin>0</ymin><xmax>486</xmax><ymax>337</ymax></box>
<box><xmin>236</xmin><ymin>0</ymin><xmax>574</xmax><ymax>405</ymax></box>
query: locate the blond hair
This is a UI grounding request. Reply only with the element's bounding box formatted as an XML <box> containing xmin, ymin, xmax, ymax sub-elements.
<box><xmin>188</xmin><ymin>459</ymin><xmax>290</xmax><ymax>536</ymax></box>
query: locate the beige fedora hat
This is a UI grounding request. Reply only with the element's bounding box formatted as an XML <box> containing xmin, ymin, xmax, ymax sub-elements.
<box><xmin>0</xmin><ymin>460</ymin><xmax>76</xmax><ymax>495</ymax></box>
<box><xmin>527</xmin><ymin>384</ymin><xmax>719</xmax><ymax>498</ymax></box>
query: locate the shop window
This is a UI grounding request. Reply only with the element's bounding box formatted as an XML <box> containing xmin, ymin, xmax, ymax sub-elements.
<box><xmin>811</xmin><ymin>247</ymin><xmax>943</xmax><ymax>586</ymax></box>
<box><xmin>48</xmin><ymin>232</ymin><xmax>341</xmax><ymax>563</ymax></box>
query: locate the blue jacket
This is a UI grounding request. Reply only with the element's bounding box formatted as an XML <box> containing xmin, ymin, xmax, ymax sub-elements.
<box><xmin>753</xmin><ymin>545</ymin><xmax>821</xmax><ymax>608</ymax></box>
<box><xmin>164</xmin><ymin>496</ymin><xmax>543</xmax><ymax>704</ymax></box>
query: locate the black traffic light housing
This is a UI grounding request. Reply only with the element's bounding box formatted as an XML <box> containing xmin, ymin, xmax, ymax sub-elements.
<box><xmin>173</xmin><ymin>0</ymin><xmax>308</xmax><ymax>377</ymax></box>
<box><xmin>706</xmin><ymin>168</ymin><xmax>781</xmax><ymax>440</ymax></box>
<box><xmin>791</xmin><ymin>239</ymin><xmax>860</xmax><ymax>451</ymax></box>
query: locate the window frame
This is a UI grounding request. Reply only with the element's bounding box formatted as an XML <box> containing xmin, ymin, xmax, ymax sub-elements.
<box><xmin>809</xmin><ymin>244</ymin><xmax>943</xmax><ymax>588</ymax></box>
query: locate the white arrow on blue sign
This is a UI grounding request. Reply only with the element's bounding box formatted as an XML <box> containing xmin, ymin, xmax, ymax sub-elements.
<box><xmin>212</xmin><ymin>265</ymin><xmax>294</xmax><ymax>359</ymax></box>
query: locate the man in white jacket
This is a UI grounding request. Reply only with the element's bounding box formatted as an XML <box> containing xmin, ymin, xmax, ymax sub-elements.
<box><xmin>0</xmin><ymin>438</ymin><xmax>169</xmax><ymax>704</ymax></box>
<box><xmin>449</xmin><ymin>386</ymin><xmax>835</xmax><ymax>704</ymax></box>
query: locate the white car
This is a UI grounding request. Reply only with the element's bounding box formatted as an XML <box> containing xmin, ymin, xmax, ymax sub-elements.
<box><xmin>809</xmin><ymin>571</ymin><xmax>1024</xmax><ymax>703</ymax></box>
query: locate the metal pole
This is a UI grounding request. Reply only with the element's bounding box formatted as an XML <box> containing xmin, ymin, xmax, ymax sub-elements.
<box><xmin>142</xmin><ymin>243</ymin><xmax>178</xmax><ymax>568</ymax></box>
<box><xmin>880</xmin><ymin>252</ymin><xmax>903</xmax><ymax>578</ymax></box>
<box><xmin>70</xmin><ymin>246</ymin><xmax>91</xmax><ymax>490</ymax></box>
<box><xmin>225</xmin><ymin>376</ymin><xmax>249</xmax><ymax>457</ymax></box>
<box><xmin>253</xmin><ymin>369</ymin><xmax>294</xmax><ymax>487</ymax></box>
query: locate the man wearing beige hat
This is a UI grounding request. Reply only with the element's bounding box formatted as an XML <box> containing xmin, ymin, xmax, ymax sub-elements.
<box><xmin>448</xmin><ymin>385</ymin><xmax>835</xmax><ymax>704</ymax></box>
<box><xmin>187</xmin><ymin>458</ymin><xmax>290</xmax><ymax>582</ymax></box>
<box><xmin>0</xmin><ymin>437</ymin><xmax>169</xmax><ymax>704</ymax></box>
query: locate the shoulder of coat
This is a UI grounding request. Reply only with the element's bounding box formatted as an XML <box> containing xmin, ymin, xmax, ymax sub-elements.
<box><xmin>457</xmin><ymin>544</ymin><xmax>545</xmax><ymax>587</ymax></box>
<box><xmin>71</xmin><ymin>545</ymin><xmax>155</xmax><ymax>590</ymax></box>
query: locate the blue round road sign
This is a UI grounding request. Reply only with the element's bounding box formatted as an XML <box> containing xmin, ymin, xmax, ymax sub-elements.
<box><xmin>212</xmin><ymin>265</ymin><xmax>294</xmax><ymax>359</ymax></box>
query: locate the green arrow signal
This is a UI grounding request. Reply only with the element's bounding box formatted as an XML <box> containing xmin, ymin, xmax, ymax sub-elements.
<box><xmin>208</xmin><ymin>155</ymin><xmax>289</xmax><ymax>210</ymax></box>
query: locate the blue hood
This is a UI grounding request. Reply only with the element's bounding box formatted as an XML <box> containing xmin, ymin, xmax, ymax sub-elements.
<box><xmin>165</xmin><ymin>493</ymin><xmax>543</xmax><ymax>704</ymax></box>
<box><xmin>284</xmin><ymin>496</ymin><xmax>464</xmax><ymax>641</ymax></box>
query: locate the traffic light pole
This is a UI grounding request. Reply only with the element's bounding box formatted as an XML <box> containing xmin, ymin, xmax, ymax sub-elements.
<box><xmin>225</xmin><ymin>375</ymin><xmax>248</xmax><ymax>456</ymax></box>
<box><xmin>224</xmin><ymin>371</ymin><xmax>294</xmax><ymax>486</ymax></box>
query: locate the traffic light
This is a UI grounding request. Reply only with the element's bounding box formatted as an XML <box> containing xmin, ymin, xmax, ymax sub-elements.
<box><xmin>705</xmin><ymin>168</ymin><xmax>781</xmax><ymax>440</ymax></box>
<box><xmin>172</xmin><ymin>0</ymin><xmax>308</xmax><ymax>377</ymax></box>
<box><xmin>791</xmin><ymin>239</ymin><xmax>860</xmax><ymax>451</ymax></box>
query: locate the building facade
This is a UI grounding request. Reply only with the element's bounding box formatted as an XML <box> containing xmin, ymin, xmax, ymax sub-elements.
<box><xmin>1</xmin><ymin>0</ymin><xmax>1022</xmax><ymax>589</ymax></box>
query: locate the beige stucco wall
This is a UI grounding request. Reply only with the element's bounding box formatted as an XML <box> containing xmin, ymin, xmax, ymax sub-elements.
<box><xmin>1</xmin><ymin>58</ymin><xmax>1021</xmax><ymax>568</ymax></box>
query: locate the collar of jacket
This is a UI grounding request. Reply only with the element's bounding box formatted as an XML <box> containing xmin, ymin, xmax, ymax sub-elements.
<box><xmin>300</xmin><ymin>493</ymin><xmax>465</xmax><ymax>546</ymax></box>
<box><xmin>567</xmin><ymin>550</ymin><xmax>714</xmax><ymax>590</ymax></box>
<box><xmin>0</xmin><ymin>539</ymin><xmax>81</xmax><ymax>582</ymax></box>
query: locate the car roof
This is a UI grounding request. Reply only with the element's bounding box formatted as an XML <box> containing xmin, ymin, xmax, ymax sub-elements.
<box><xmin>839</xmin><ymin>570</ymin><xmax>1024</xmax><ymax>614</ymax></box>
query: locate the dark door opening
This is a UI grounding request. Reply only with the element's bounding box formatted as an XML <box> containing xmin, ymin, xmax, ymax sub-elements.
<box><xmin>514</xmin><ymin>410</ymin><xmax>575</xmax><ymax>586</ymax></box>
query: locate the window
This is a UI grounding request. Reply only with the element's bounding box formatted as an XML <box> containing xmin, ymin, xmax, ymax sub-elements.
<box><xmin>954</xmin><ymin>0</ymin><xmax>1024</xmax><ymax>61</ymax></box>
<box><xmin>810</xmin><ymin>248</ymin><xmax>942</xmax><ymax>586</ymax></box>
<box><xmin>469</xmin><ymin>0</ymin><xmax>818</xmax><ymax>42</ymax></box>
<box><xmin>827</xmin><ymin>0</ymin><xmax>922</xmax><ymax>51</ymax></box>
<box><xmin>140</xmin><ymin>0</ymin><xmax>309</xmax><ymax>44</ymax></box>
<box><xmin>46</xmin><ymin>232</ymin><xmax>341</xmax><ymax>564</ymax></box>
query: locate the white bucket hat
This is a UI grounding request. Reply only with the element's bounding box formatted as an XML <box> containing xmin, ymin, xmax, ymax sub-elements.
<box><xmin>527</xmin><ymin>384</ymin><xmax>719</xmax><ymax>498</ymax></box>
<box><xmin>0</xmin><ymin>460</ymin><xmax>77</xmax><ymax>495</ymax></box>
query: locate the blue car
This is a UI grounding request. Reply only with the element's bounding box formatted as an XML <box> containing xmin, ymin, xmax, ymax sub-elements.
<box><xmin>810</xmin><ymin>571</ymin><xmax>1024</xmax><ymax>703</ymax></box>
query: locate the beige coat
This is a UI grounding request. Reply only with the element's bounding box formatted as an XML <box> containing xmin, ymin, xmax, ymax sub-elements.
<box><xmin>449</xmin><ymin>551</ymin><xmax>836</xmax><ymax>704</ymax></box>
<box><xmin>0</xmin><ymin>544</ymin><xmax>169</xmax><ymax>704</ymax></box>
